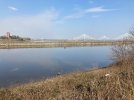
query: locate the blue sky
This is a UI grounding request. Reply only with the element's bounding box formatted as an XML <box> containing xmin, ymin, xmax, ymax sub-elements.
<box><xmin>0</xmin><ymin>0</ymin><xmax>134</xmax><ymax>39</ymax></box>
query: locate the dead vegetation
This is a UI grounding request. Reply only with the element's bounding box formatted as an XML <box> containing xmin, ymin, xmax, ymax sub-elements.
<box><xmin>0</xmin><ymin>62</ymin><xmax>134</xmax><ymax>100</ymax></box>
<box><xmin>112</xmin><ymin>27</ymin><xmax>134</xmax><ymax>64</ymax></box>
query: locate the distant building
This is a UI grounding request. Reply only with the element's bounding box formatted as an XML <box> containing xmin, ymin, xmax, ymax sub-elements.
<box><xmin>6</xmin><ymin>32</ymin><xmax>11</xmax><ymax>39</ymax></box>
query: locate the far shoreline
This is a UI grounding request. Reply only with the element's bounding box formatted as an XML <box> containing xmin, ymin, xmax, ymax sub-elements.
<box><xmin>0</xmin><ymin>39</ymin><xmax>132</xmax><ymax>49</ymax></box>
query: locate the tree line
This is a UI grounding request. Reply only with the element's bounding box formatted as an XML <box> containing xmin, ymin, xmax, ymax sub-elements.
<box><xmin>0</xmin><ymin>35</ymin><xmax>31</xmax><ymax>41</ymax></box>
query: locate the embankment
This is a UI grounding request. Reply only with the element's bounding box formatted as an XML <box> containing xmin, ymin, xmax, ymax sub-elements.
<box><xmin>0</xmin><ymin>62</ymin><xmax>134</xmax><ymax>100</ymax></box>
<box><xmin>0</xmin><ymin>40</ymin><xmax>132</xmax><ymax>49</ymax></box>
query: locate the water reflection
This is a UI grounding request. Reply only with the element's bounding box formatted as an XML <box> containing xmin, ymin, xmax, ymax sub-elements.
<box><xmin>0</xmin><ymin>46</ymin><xmax>112</xmax><ymax>87</ymax></box>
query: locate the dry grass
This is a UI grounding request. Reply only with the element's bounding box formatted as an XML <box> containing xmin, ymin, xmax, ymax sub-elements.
<box><xmin>0</xmin><ymin>62</ymin><xmax>134</xmax><ymax>100</ymax></box>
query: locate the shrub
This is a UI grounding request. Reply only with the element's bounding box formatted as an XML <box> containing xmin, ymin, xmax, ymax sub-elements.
<box><xmin>112</xmin><ymin>27</ymin><xmax>134</xmax><ymax>64</ymax></box>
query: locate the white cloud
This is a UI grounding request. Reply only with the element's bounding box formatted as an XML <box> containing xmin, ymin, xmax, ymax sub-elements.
<box><xmin>63</xmin><ymin>11</ymin><xmax>84</xmax><ymax>19</ymax></box>
<box><xmin>63</xmin><ymin>6</ymin><xmax>118</xmax><ymax>20</ymax></box>
<box><xmin>85</xmin><ymin>6</ymin><xmax>117</xmax><ymax>13</ymax></box>
<box><xmin>8</xmin><ymin>6</ymin><xmax>18</xmax><ymax>11</ymax></box>
<box><xmin>0</xmin><ymin>9</ymin><xmax>58</xmax><ymax>37</ymax></box>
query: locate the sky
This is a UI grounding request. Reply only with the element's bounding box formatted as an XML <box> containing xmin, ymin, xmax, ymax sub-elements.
<box><xmin>0</xmin><ymin>0</ymin><xmax>134</xmax><ymax>39</ymax></box>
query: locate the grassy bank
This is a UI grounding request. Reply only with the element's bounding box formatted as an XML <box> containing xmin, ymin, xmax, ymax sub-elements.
<box><xmin>0</xmin><ymin>62</ymin><xmax>134</xmax><ymax>100</ymax></box>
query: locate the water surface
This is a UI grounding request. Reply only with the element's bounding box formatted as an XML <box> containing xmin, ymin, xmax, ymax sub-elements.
<box><xmin>0</xmin><ymin>46</ymin><xmax>112</xmax><ymax>87</ymax></box>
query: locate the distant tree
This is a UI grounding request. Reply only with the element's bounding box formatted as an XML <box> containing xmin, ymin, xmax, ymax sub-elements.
<box><xmin>0</xmin><ymin>36</ymin><xmax>7</xmax><ymax>39</ymax></box>
<box><xmin>0</xmin><ymin>34</ymin><xmax>31</xmax><ymax>41</ymax></box>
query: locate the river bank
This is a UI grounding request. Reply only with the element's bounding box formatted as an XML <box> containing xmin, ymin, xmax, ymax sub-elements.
<box><xmin>0</xmin><ymin>40</ymin><xmax>132</xmax><ymax>49</ymax></box>
<box><xmin>0</xmin><ymin>62</ymin><xmax>134</xmax><ymax>100</ymax></box>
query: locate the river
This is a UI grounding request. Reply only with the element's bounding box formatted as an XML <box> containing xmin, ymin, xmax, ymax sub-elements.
<box><xmin>0</xmin><ymin>46</ymin><xmax>113</xmax><ymax>87</ymax></box>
